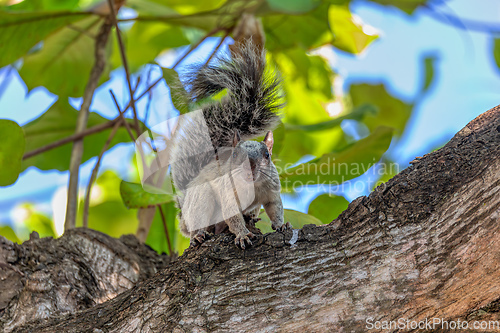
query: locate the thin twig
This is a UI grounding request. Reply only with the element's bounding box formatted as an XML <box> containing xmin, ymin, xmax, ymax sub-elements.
<box><xmin>109</xmin><ymin>26</ymin><xmax>226</xmax><ymax>119</ymax></box>
<box><xmin>158</xmin><ymin>205</ymin><xmax>173</xmax><ymax>255</ymax></box>
<box><xmin>65</xmin><ymin>19</ymin><xmax>113</xmax><ymax>231</ymax></box>
<box><xmin>82</xmin><ymin>77</ymin><xmax>142</xmax><ymax>227</ymax></box>
<box><xmin>23</xmin><ymin>27</ymin><xmax>227</xmax><ymax>162</ymax></box>
<box><xmin>204</xmin><ymin>32</ymin><xmax>229</xmax><ymax>67</ymax></box>
<box><xmin>22</xmin><ymin>79</ymin><xmax>141</xmax><ymax>162</ymax></box>
<box><xmin>143</xmin><ymin>65</ymin><xmax>154</xmax><ymax>132</ymax></box>
<box><xmin>134</xmin><ymin>75</ymin><xmax>142</xmax><ymax>93</ymax></box>
<box><xmin>109</xmin><ymin>90</ymin><xmax>136</xmax><ymax>141</ymax></box>
<box><xmin>172</xmin><ymin>26</ymin><xmax>226</xmax><ymax>69</ymax></box>
<box><xmin>107</xmin><ymin>0</ymin><xmax>141</xmax><ymax>136</ymax></box>
<box><xmin>23</xmin><ymin>118</ymin><xmax>122</xmax><ymax>160</ymax></box>
<box><xmin>82</xmin><ymin>120</ymin><xmax>122</xmax><ymax>227</ymax></box>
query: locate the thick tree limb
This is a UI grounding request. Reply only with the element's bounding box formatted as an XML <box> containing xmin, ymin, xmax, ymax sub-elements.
<box><xmin>1</xmin><ymin>106</ymin><xmax>499</xmax><ymax>332</ymax></box>
<box><xmin>0</xmin><ymin>229</ymin><xmax>172</xmax><ymax>332</ymax></box>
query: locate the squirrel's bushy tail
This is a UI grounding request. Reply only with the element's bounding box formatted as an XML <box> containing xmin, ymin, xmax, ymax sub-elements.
<box><xmin>171</xmin><ymin>42</ymin><xmax>283</xmax><ymax>192</ymax></box>
<box><xmin>188</xmin><ymin>41</ymin><xmax>283</xmax><ymax>148</ymax></box>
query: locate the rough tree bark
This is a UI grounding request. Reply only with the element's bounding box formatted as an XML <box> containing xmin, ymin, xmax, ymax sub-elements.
<box><xmin>0</xmin><ymin>105</ymin><xmax>499</xmax><ymax>332</ymax></box>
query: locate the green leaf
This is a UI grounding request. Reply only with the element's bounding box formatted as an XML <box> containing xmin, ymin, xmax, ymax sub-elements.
<box><xmin>145</xmin><ymin>202</ymin><xmax>190</xmax><ymax>255</ymax></box>
<box><xmin>0</xmin><ymin>11</ymin><xmax>89</xmax><ymax>67</ymax></box>
<box><xmin>126</xmin><ymin>0</ymin><xmax>177</xmax><ymax>16</ymax></box>
<box><xmin>0</xmin><ymin>119</ymin><xmax>25</xmax><ymax>186</ymax></box>
<box><xmin>111</xmin><ymin>21</ymin><xmax>190</xmax><ymax>72</ymax></box>
<box><xmin>77</xmin><ymin>171</ymin><xmax>139</xmax><ymax>238</ymax></box>
<box><xmin>23</xmin><ymin>208</ymin><xmax>57</xmax><ymax>238</ymax></box>
<box><xmin>11</xmin><ymin>204</ymin><xmax>57</xmax><ymax>239</ymax></box>
<box><xmin>161</xmin><ymin>67</ymin><xmax>190</xmax><ymax>114</ymax></box>
<box><xmin>80</xmin><ymin>201</ymin><xmax>138</xmax><ymax>237</ymax></box>
<box><xmin>349</xmin><ymin>83</ymin><xmax>412</xmax><ymax>134</ymax></box>
<box><xmin>120</xmin><ymin>181</ymin><xmax>173</xmax><ymax>209</ymax></box>
<box><xmin>280</xmin><ymin>126</ymin><xmax>393</xmax><ymax>189</ymax></box>
<box><xmin>367</xmin><ymin>0</ymin><xmax>427</xmax><ymax>15</ymax></box>
<box><xmin>266</xmin><ymin>0</ymin><xmax>321</xmax><ymax>14</ymax></box>
<box><xmin>256</xmin><ymin>208</ymin><xmax>323</xmax><ymax>233</ymax></box>
<box><xmin>326</xmin><ymin>0</ymin><xmax>350</xmax><ymax>4</ymax></box>
<box><xmin>3</xmin><ymin>0</ymin><xmax>80</xmax><ymax>11</ymax></box>
<box><xmin>272</xmin><ymin>49</ymin><xmax>348</xmax><ymax>165</ymax></box>
<box><xmin>307</xmin><ymin>194</ymin><xmax>349</xmax><ymax>223</ymax></box>
<box><xmin>285</xmin><ymin>104</ymin><xmax>377</xmax><ymax>132</ymax></box>
<box><xmin>22</xmin><ymin>99</ymin><xmax>139</xmax><ymax>171</ymax></box>
<box><xmin>146</xmin><ymin>0</ymin><xmax>227</xmax><ymax>15</ymax></box>
<box><xmin>0</xmin><ymin>225</ymin><xmax>21</xmax><ymax>243</ymax></box>
<box><xmin>129</xmin><ymin>0</ymin><xmax>237</xmax><ymax>31</ymax></box>
<box><xmin>280</xmin><ymin>47</ymin><xmax>334</xmax><ymax>99</ymax></box>
<box><xmin>18</xmin><ymin>15</ymin><xmax>109</xmax><ymax>97</ymax></box>
<box><xmin>329</xmin><ymin>5</ymin><xmax>378</xmax><ymax>54</ymax></box>
<box><xmin>494</xmin><ymin>38</ymin><xmax>500</xmax><ymax>71</ymax></box>
<box><xmin>263</xmin><ymin>2</ymin><xmax>332</xmax><ymax>51</ymax></box>
<box><xmin>421</xmin><ymin>54</ymin><xmax>437</xmax><ymax>95</ymax></box>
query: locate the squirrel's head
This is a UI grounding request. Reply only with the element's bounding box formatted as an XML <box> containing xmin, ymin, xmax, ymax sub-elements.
<box><xmin>230</xmin><ymin>130</ymin><xmax>274</xmax><ymax>183</ymax></box>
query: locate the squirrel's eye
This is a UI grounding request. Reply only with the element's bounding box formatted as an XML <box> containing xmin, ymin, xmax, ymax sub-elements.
<box><xmin>265</xmin><ymin>151</ymin><xmax>270</xmax><ymax>159</ymax></box>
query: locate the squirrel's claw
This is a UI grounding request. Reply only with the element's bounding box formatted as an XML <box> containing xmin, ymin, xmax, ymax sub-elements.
<box><xmin>273</xmin><ymin>222</ymin><xmax>292</xmax><ymax>232</ymax></box>
<box><xmin>191</xmin><ymin>230</ymin><xmax>209</xmax><ymax>246</ymax></box>
<box><xmin>234</xmin><ymin>232</ymin><xmax>255</xmax><ymax>249</ymax></box>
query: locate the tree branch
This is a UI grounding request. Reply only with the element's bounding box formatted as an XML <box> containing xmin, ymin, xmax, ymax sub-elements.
<box><xmin>82</xmin><ymin>120</ymin><xmax>121</xmax><ymax>228</ymax></box>
<box><xmin>142</xmin><ymin>66</ymin><xmax>154</xmax><ymax>132</ymax></box>
<box><xmin>23</xmin><ymin>79</ymin><xmax>141</xmax><ymax>162</ymax></box>
<box><xmin>64</xmin><ymin>18</ymin><xmax>113</xmax><ymax>231</ymax></box>
<box><xmin>158</xmin><ymin>205</ymin><xmax>173</xmax><ymax>255</ymax></box>
<box><xmin>172</xmin><ymin>26</ymin><xmax>227</xmax><ymax>69</ymax></box>
<box><xmin>204</xmin><ymin>32</ymin><xmax>228</xmax><ymax>67</ymax></box>
<box><xmin>24</xmin><ymin>21</ymin><xmax>230</xmax><ymax>232</ymax></box>
<box><xmin>22</xmin><ymin>25</ymin><xmax>224</xmax><ymax>163</ymax></box>
<box><xmin>2</xmin><ymin>105</ymin><xmax>499</xmax><ymax>333</ymax></box>
<box><xmin>22</xmin><ymin>118</ymin><xmax>122</xmax><ymax>160</ymax></box>
<box><xmin>107</xmin><ymin>0</ymin><xmax>141</xmax><ymax>136</ymax></box>
<box><xmin>109</xmin><ymin>90</ymin><xmax>136</xmax><ymax>141</ymax></box>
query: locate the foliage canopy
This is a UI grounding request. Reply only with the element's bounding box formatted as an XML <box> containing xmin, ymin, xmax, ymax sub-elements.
<box><xmin>0</xmin><ymin>0</ymin><xmax>443</xmax><ymax>254</ymax></box>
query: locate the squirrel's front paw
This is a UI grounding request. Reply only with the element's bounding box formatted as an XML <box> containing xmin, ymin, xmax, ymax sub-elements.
<box><xmin>234</xmin><ymin>231</ymin><xmax>255</xmax><ymax>249</ymax></box>
<box><xmin>272</xmin><ymin>222</ymin><xmax>292</xmax><ymax>232</ymax></box>
<box><xmin>190</xmin><ymin>230</ymin><xmax>209</xmax><ymax>247</ymax></box>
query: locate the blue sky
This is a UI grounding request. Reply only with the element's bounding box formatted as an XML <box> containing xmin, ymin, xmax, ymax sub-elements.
<box><xmin>340</xmin><ymin>0</ymin><xmax>500</xmax><ymax>163</ymax></box>
<box><xmin>1</xmin><ymin>0</ymin><xmax>499</xmax><ymax>230</ymax></box>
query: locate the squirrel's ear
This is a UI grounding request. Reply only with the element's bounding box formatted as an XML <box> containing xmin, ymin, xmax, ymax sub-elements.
<box><xmin>232</xmin><ymin>130</ymin><xmax>241</xmax><ymax>147</ymax></box>
<box><xmin>263</xmin><ymin>131</ymin><xmax>273</xmax><ymax>153</ymax></box>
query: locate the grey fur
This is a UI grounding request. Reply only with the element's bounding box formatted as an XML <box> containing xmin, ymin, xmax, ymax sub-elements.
<box><xmin>171</xmin><ymin>42</ymin><xmax>283</xmax><ymax>191</ymax></box>
<box><xmin>170</xmin><ymin>42</ymin><xmax>287</xmax><ymax>248</ymax></box>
